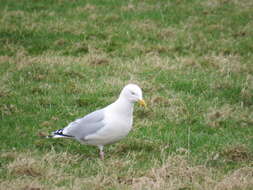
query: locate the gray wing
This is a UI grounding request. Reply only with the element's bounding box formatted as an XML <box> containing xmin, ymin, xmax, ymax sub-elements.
<box><xmin>62</xmin><ymin>109</ymin><xmax>105</xmax><ymax>140</ymax></box>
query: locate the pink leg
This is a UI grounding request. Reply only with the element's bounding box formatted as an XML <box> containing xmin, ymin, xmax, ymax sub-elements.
<box><xmin>98</xmin><ymin>146</ymin><xmax>104</xmax><ymax>160</ymax></box>
<box><xmin>99</xmin><ymin>151</ymin><xmax>104</xmax><ymax>160</ymax></box>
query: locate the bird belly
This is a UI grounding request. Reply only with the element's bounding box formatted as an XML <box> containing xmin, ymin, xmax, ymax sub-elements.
<box><xmin>83</xmin><ymin>121</ymin><xmax>132</xmax><ymax>146</ymax></box>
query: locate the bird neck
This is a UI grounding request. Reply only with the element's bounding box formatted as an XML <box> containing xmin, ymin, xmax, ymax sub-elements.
<box><xmin>113</xmin><ymin>97</ymin><xmax>134</xmax><ymax>117</ymax></box>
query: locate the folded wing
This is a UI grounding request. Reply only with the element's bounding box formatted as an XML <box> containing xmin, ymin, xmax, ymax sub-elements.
<box><xmin>63</xmin><ymin>109</ymin><xmax>105</xmax><ymax>140</ymax></box>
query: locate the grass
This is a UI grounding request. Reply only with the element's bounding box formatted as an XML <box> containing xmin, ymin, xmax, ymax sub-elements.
<box><xmin>0</xmin><ymin>0</ymin><xmax>252</xmax><ymax>189</ymax></box>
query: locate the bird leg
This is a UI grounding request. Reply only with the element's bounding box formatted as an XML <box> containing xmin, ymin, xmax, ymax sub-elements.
<box><xmin>100</xmin><ymin>151</ymin><xmax>104</xmax><ymax>160</ymax></box>
<box><xmin>98</xmin><ymin>146</ymin><xmax>104</xmax><ymax>160</ymax></box>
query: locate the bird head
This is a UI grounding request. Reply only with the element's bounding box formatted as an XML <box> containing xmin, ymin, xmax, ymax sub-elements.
<box><xmin>120</xmin><ymin>84</ymin><xmax>146</xmax><ymax>107</ymax></box>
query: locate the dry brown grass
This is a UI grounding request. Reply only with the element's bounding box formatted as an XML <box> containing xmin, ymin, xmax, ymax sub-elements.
<box><xmin>47</xmin><ymin>18</ymin><xmax>87</xmax><ymax>34</ymax></box>
<box><xmin>132</xmin><ymin>156</ymin><xmax>213</xmax><ymax>190</ymax></box>
<box><xmin>136</xmin><ymin>54</ymin><xmax>245</xmax><ymax>74</ymax></box>
<box><xmin>156</xmin><ymin>54</ymin><xmax>252</xmax><ymax>75</ymax></box>
<box><xmin>9</xmin><ymin>50</ymin><xmax>109</xmax><ymax>68</ymax></box>
<box><xmin>130</xmin><ymin>19</ymin><xmax>158</xmax><ymax>34</ymax></box>
<box><xmin>0</xmin><ymin>178</ymin><xmax>43</xmax><ymax>190</ymax></box>
<box><xmin>131</xmin><ymin>156</ymin><xmax>253</xmax><ymax>190</ymax></box>
<box><xmin>204</xmin><ymin>103</ymin><xmax>253</xmax><ymax>128</ymax></box>
<box><xmin>0</xmin><ymin>104</ymin><xmax>19</xmax><ymax>116</ymax></box>
<box><xmin>0</xmin><ymin>85</ymin><xmax>10</xmax><ymax>97</ymax></box>
<box><xmin>1</xmin><ymin>150</ymin><xmax>253</xmax><ymax>190</ymax></box>
<box><xmin>0</xmin><ymin>7</ymin><xmax>89</xmax><ymax>35</ymax></box>
<box><xmin>202</xmin><ymin>54</ymin><xmax>251</xmax><ymax>74</ymax></box>
<box><xmin>123</xmin><ymin>53</ymin><xmax>175</xmax><ymax>71</ymax></box>
<box><xmin>221</xmin><ymin>144</ymin><xmax>252</xmax><ymax>163</ymax></box>
<box><xmin>202</xmin><ymin>0</ymin><xmax>253</xmax><ymax>9</ymax></box>
<box><xmin>121</xmin><ymin>2</ymin><xmax>158</xmax><ymax>12</ymax></box>
<box><xmin>157</xmin><ymin>27</ymin><xmax>178</xmax><ymax>41</ymax></box>
<box><xmin>150</xmin><ymin>92</ymin><xmax>189</xmax><ymax>124</ymax></box>
<box><xmin>1</xmin><ymin>151</ymin><xmax>80</xmax><ymax>190</ymax></box>
<box><xmin>75</xmin><ymin>4</ymin><xmax>97</xmax><ymax>12</ymax></box>
<box><xmin>87</xmin><ymin>52</ymin><xmax>109</xmax><ymax>66</ymax></box>
<box><xmin>215</xmin><ymin>167</ymin><xmax>253</xmax><ymax>190</ymax></box>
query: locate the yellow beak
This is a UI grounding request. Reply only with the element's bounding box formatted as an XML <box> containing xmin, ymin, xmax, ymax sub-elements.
<box><xmin>138</xmin><ymin>99</ymin><xmax>147</xmax><ymax>107</ymax></box>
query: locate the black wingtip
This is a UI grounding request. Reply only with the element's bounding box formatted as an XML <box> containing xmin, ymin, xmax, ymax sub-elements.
<box><xmin>52</xmin><ymin>129</ymin><xmax>74</xmax><ymax>138</ymax></box>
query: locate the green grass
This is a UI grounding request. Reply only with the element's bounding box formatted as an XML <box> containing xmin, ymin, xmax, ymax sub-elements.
<box><xmin>0</xmin><ymin>0</ymin><xmax>253</xmax><ymax>189</ymax></box>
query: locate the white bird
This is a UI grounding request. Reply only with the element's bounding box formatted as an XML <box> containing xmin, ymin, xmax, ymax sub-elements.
<box><xmin>48</xmin><ymin>84</ymin><xmax>146</xmax><ymax>159</ymax></box>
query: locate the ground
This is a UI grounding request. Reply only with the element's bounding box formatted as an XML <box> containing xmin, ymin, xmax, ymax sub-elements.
<box><xmin>0</xmin><ymin>0</ymin><xmax>252</xmax><ymax>189</ymax></box>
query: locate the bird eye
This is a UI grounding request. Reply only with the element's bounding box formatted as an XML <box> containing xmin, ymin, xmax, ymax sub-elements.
<box><xmin>130</xmin><ymin>91</ymin><xmax>135</xmax><ymax>95</ymax></box>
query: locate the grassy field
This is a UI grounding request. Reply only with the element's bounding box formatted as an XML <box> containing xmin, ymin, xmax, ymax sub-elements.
<box><xmin>0</xmin><ymin>0</ymin><xmax>253</xmax><ymax>189</ymax></box>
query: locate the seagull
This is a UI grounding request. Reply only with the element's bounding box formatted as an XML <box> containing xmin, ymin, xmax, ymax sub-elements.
<box><xmin>48</xmin><ymin>84</ymin><xmax>146</xmax><ymax>159</ymax></box>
